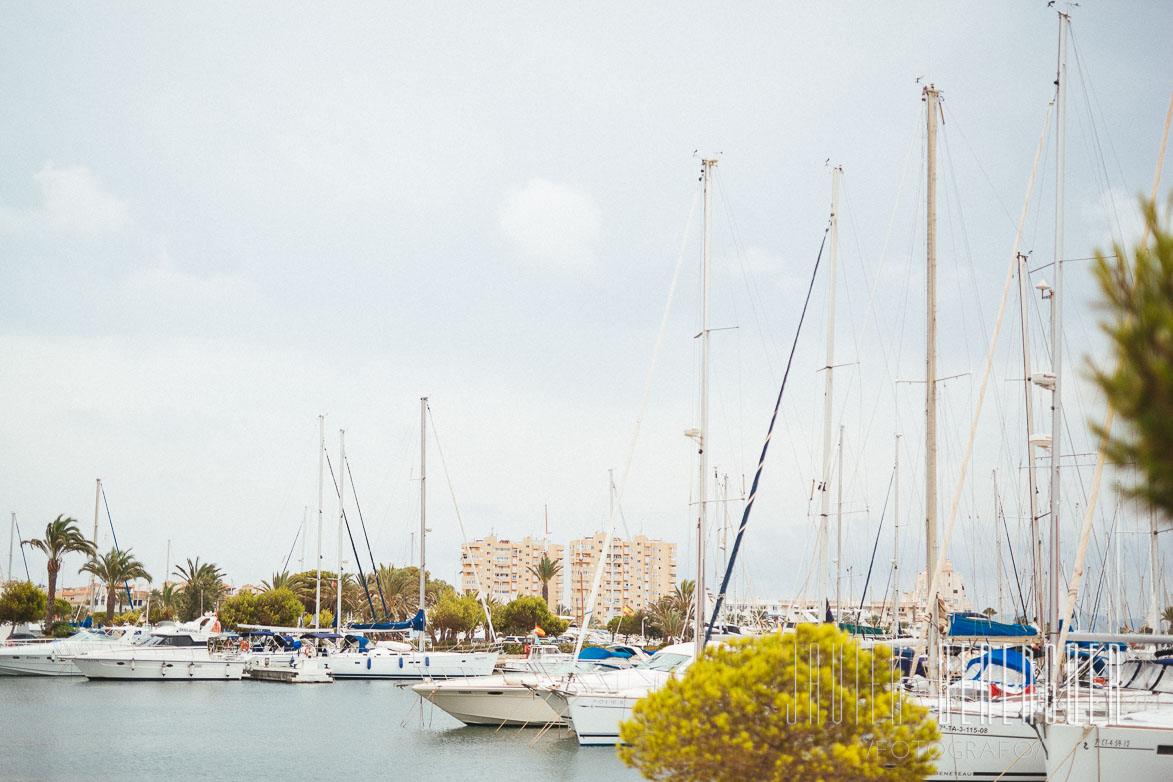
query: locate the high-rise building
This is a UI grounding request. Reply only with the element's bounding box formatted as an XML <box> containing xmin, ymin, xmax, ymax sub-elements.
<box><xmin>460</xmin><ymin>536</ymin><xmax>565</xmax><ymax>607</ymax></box>
<box><xmin>567</xmin><ymin>533</ymin><xmax>676</xmax><ymax>624</ymax></box>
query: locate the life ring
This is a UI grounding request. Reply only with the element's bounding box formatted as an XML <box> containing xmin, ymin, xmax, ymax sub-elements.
<box><xmin>301</xmin><ymin>645</ymin><xmax>313</xmax><ymax>658</ymax></box>
<box><xmin>241</xmin><ymin>642</ymin><xmax>250</xmax><ymax>652</ymax></box>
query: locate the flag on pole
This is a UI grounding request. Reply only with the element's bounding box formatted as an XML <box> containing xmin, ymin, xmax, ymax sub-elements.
<box><xmin>622</xmin><ymin>605</ymin><xmax>635</xmax><ymax>617</ymax></box>
<box><xmin>533</xmin><ymin>624</ymin><xmax>546</xmax><ymax>637</ymax></box>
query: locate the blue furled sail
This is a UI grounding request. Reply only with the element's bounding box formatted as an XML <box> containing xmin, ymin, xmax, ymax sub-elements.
<box><xmin>704</xmin><ymin>226</ymin><xmax>830</xmax><ymax>644</ymax></box>
<box><xmin>351</xmin><ymin>609</ymin><xmax>425</xmax><ymax>632</ymax></box>
<box><xmin>948</xmin><ymin>612</ymin><xmax>1037</xmax><ymax>638</ymax></box>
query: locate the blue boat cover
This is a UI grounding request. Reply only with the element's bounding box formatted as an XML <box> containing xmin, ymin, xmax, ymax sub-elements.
<box><xmin>351</xmin><ymin>609</ymin><xmax>426</xmax><ymax>632</ymax></box>
<box><xmin>577</xmin><ymin>646</ymin><xmax>620</xmax><ymax>660</ymax></box>
<box><xmin>964</xmin><ymin>647</ymin><xmax>1033</xmax><ymax>685</ymax></box>
<box><xmin>948</xmin><ymin>612</ymin><xmax>1037</xmax><ymax>637</ymax></box>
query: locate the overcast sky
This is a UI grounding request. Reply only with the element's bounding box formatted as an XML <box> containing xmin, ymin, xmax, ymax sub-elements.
<box><xmin>2</xmin><ymin>2</ymin><xmax>1171</xmax><ymax>622</ymax></box>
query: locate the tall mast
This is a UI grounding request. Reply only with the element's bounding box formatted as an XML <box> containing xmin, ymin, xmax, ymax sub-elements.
<box><xmin>924</xmin><ymin>84</ymin><xmax>941</xmax><ymax>681</ymax></box>
<box><xmin>1018</xmin><ymin>252</ymin><xmax>1045</xmax><ymax>627</ymax></box>
<box><xmin>695</xmin><ymin>158</ymin><xmax>716</xmax><ymax>658</ymax></box>
<box><xmin>818</xmin><ymin>165</ymin><xmax>841</xmax><ymax>620</ymax></box>
<box><xmin>836</xmin><ymin>425</ymin><xmax>844</xmax><ymax>620</ymax></box>
<box><xmin>892</xmin><ymin>435</ymin><xmax>901</xmax><ymax>636</ymax></box>
<box><xmin>336</xmin><ymin>428</ymin><xmax>346</xmax><ymax>630</ymax></box>
<box><xmin>1048</xmin><ymin>14</ymin><xmax>1068</xmax><ymax>648</ymax></box>
<box><xmin>420</xmin><ymin>396</ymin><xmax>428</xmax><ymax>652</ymax></box>
<box><xmin>315</xmin><ymin>414</ymin><xmax>324</xmax><ymax>629</ymax></box>
<box><xmin>88</xmin><ymin>479</ymin><xmax>101</xmax><ymax>612</ymax></box>
<box><xmin>1150</xmin><ymin>508</ymin><xmax>1160</xmax><ymax>633</ymax></box>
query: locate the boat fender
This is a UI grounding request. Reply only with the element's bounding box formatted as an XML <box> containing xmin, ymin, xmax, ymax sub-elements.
<box><xmin>425</xmin><ymin>656</ymin><xmax>430</xmax><ymax>667</ymax></box>
<box><xmin>366</xmin><ymin>657</ymin><xmax>372</xmax><ymax>670</ymax></box>
<box><xmin>398</xmin><ymin>657</ymin><xmax>403</xmax><ymax>669</ymax></box>
<box><xmin>289</xmin><ymin>656</ymin><xmax>295</xmax><ymax>666</ymax></box>
<box><xmin>264</xmin><ymin>656</ymin><xmax>270</xmax><ymax>667</ymax></box>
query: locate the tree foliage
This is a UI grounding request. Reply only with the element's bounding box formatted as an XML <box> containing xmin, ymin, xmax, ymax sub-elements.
<box><xmin>619</xmin><ymin>624</ymin><xmax>939</xmax><ymax>782</ymax></box>
<box><xmin>22</xmin><ymin>515</ymin><xmax>95</xmax><ymax>627</ymax></box>
<box><xmin>526</xmin><ymin>554</ymin><xmax>562</xmax><ymax>606</ymax></box>
<box><xmin>429</xmin><ymin>592</ymin><xmax>483</xmax><ymax>644</ymax></box>
<box><xmin>1090</xmin><ymin>199</ymin><xmax>1173</xmax><ymax>521</ymax></box>
<box><xmin>0</xmin><ymin>581</ymin><xmax>46</xmax><ymax>629</ymax></box>
<box><xmin>494</xmin><ymin>595</ymin><xmax>569</xmax><ymax>637</ymax></box>
<box><xmin>173</xmin><ymin>558</ymin><xmax>228</xmax><ymax>621</ymax></box>
<box><xmin>81</xmin><ymin>548</ymin><xmax>151</xmax><ymax>621</ymax></box>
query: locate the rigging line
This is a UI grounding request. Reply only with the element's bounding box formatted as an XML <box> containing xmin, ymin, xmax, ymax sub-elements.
<box><xmin>324</xmin><ymin>451</ymin><xmax>377</xmax><ymax>622</ymax></box>
<box><xmin>345</xmin><ymin>456</ymin><xmax>390</xmax><ymax>620</ymax></box>
<box><xmin>856</xmin><ymin>468</ymin><xmax>895</xmax><ymax>620</ymax></box>
<box><xmin>425</xmin><ymin>402</ymin><xmax>497</xmax><ymax>643</ymax></box>
<box><xmin>575</xmin><ymin>172</ymin><xmax>700</xmax><ymax>659</ymax></box>
<box><xmin>1051</xmin><ymin>84</ymin><xmax>1173</xmax><ymax>684</ymax></box>
<box><xmin>279</xmin><ymin>522</ymin><xmax>301</xmax><ymax>575</ymax></box>
<box><xmin>14</xmin><ymin>515</ymin><xmax>30</xmax><ymax>581</ymax></box>
<box><xmin>1002</xmin><ymin>495</ymin><xmax>1030</xmax><ymax>625</ymax></box>
<box><xmin>705</xmin><ymin>222</ymin><xmax>830</xmax><ymax>644</ymax></box>
<box><xmin>99</xmin><ymin>486</ymin><xmax>133</xmax><ymax>610</ymax></box>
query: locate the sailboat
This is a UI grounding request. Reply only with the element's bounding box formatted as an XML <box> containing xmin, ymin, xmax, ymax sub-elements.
<box><xmin>322</xmin><ymin>398</ymin><xmax>498</xmax><ymax>680</ymax></box>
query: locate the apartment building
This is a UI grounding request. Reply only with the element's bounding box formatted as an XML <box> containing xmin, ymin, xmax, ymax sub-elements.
<box><xmin>58</xmin><ymin>583</ymin><xmax>150</xmax><ymax>614</ymax></box>
<box><xmin>567</xmin><ymin>533</ymin><xmax>676</xmax><ymax>623</ymax></box>
<box><xmin>460</xmin><ymin>536</ymin><xmax>565</xmax><ymax>606</ymax></box>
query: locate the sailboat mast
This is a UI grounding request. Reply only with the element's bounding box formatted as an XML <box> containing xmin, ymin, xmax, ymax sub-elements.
<box><xmin>315</xmin><ymin>414</ymin><xmax>324</xmax><ymax>629</ymax></box>
<box><xmin>336</xmin><ymin>429</ymin><xmax>346</xmax><ymax>630</ymax></box>
<box><xmin>88</xmin><ymin>479</ymin><xmax>100</xmax><ymax>612</ymax></box>
<box><xmin>836</xmin><ymin>425</ymin><xmax>844</xmax><ymax>620</ymax></box>
<box><xmin>924</xmin><ymin>84</ymin><xmax>941</xmax><ymax>681</ymax></box>
<box><xmin>1018</xmin><ymin>252</ymin><xmax>1045</xmax><ymax>627</ymax></box>
<box><xmin>695</xmin><ymin>158</ymin><xmax>716</xmax><ymax>658</ymax></box>
<box><xmin>7</xmin><ymin>512</ymin><xmax>14</xmax><ymax>584</ymax></box>
<box><xmin>299</xmin><ymin>506</ymin><xmax>307</xmax><ymax>573</ymax></box>
<box><xmin>819</xmin><ymin>166</ymin><xmax>841</xmax><ymax>620</ymax></box>
<box><xmin>1150</xmin><ymin>509</ymin><xmax>1160</xmax><ymax>633</ymax></box>
<box><xmin>892</xmin><ymin>436</ymin><xmax>901</xmax><ymax>635</ymax></box>
<box><xmin>420</xmin><ymin>396</ymin><xmax>428</xmax><ymax>652</ymax></box>
<box><xmin>1048</xmin><ymin>14</ymin><xmax>1068</xmax><ymax>648</ymax></box>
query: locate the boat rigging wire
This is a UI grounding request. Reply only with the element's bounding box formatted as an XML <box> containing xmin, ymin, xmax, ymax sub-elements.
<box><xmin>705</xmin><ymin>221</ymin><xmax>830</xmax><ymax>644</ymax></box>
<box><xmin>324</xmin><ymin>451</ymin><xmax>378</xmax><ymax>623</ymax></box>
<box><xmin>13</xmin><ymin>514</ymin><xmax>30</xmax><ymax>581</ymax></box>
<box><xmin>345</xmin><ymin>456</ymin><xmax>390</xmax><ymax>620</ymax></box>
<box><xmin>279</xmin><ymin>519</ymin><xmax>301</xmax><ymax>575</ymax></box>
<box><xmin>99</xmin><ymin>485</ymin><xmax>134</xmax><ymax>610</ymax></box>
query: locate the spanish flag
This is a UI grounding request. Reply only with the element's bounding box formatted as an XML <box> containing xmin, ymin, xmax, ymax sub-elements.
<box><xmin>533</xmin><ymin>624</ymin><xmax>546</xmax><ymax>637</ymax></box>
<box><xmin>622</xmin><ymin>605</ymin><xmax>635</xmax><ymax>617</ymax></box>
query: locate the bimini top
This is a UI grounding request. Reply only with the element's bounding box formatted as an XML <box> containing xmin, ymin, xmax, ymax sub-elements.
<box><xmin>351</xmin><ymin>609</ymin><xmax>426</xmax><ymax>632</ymax></box>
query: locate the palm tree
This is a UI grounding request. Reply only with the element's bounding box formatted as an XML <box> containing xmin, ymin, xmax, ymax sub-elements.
<box><xmin>173</xmin><ymin>558</ymin><xmax>228</xmax><ymax>620</ymax></box>
<box><xmin>1162</xmin><ymin>605</ymin><xmax>1173</xmax><ymax>632</ymax></box>
<box><xmin>670</xmin><ymin>579</ymin><xmax>696</xmax><ymax>627</ymax></box>
<box><xmin>526</xmin><ymin>554</ymin><xmax>562</xmax><ymax>606</ymax></box>
<box><xmin>262</xmin><ymin>571</ymin><xmax>291</xmax><ymax>591</ymax></box>
<box><xmin>148</xmin><ymin>582</ymin><xmax>181</xmax><ymax>620</ymax></box>
<box><xmin>80</xmin><ymin>549</ymin><xmax>151</xmax><ymax>620</ymax></box>
<box><xmin>22</xmin><ymin>515</ymin><xmax>95</xmax><ymax>627</ymax></box>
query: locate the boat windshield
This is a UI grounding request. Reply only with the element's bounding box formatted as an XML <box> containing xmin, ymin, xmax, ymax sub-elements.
<box><xmin>141</xmin><ymin>634</ymin><xmax>200</xmax><ymax>648</ymax></box>
<box><xmin>639</xmin><ymin>653</ymin><xmax>691</xmax><ymax>672</ymax></box>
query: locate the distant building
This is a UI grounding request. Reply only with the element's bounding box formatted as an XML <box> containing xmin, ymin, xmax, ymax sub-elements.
<box><xmin>907</xmin><ymin>559</ymin><xmax>972</xmax><ymax>614</ymax></box>
<box><xmin>460</xmin><ymin>536</ymin><xmax>565</xmax><ymax>607</ymax></box>
<box><xmin>567</xmin><ymin>534</ymin><xmax>676</xmax><ymax>624</ymax></box>
<box><xmin>59</xmin><ymin>583</ymin><xmax>149</xmax><ymax>615</ymax></box>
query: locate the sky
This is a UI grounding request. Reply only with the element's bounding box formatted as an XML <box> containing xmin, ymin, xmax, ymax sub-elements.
<box><xmin>2</xmin><ymin>2</ymin><xmax>1171</xmax><ymax>624</ymax></box>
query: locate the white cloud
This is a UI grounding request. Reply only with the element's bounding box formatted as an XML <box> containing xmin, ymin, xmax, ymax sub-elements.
<box><xmin>0</xmin><ymin>162</ymin><xmax>129</xmax><ymax>236</ymax></box>
<box><xmin>499</xmin><ymin>178</ymin><xmax>601</xmax><ymax>273</ymax></box>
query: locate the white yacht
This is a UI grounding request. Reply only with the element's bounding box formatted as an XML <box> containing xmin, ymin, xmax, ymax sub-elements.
<box><xmin>323</xmin><ymin>635</ymin><xmax>498</xmax><ymax>680</ymax></box>
<box><xmin>71</xmin><ymin>615</ymin><xmax>246</xmax><ymax>681</ymax></box>
<box><xmin>413</xmin><ymin>646</ymin><xmax>648</xmax><ymax>727</ymax></box>
<box><xmin>0</xmin><ymin>627</ymin><xmax>151</xmax><ymax>677</ymax></box>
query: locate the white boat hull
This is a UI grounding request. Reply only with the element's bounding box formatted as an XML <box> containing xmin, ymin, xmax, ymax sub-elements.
<box><xmin>927</xmin><ymin>707</ymin><xmax>1046</xmax><ymax>782</ymax></box>
<box><xmin>73</xmin><ymin>652</ymin><xmax>245</xmax><ymax>681</ymax></box>
<box><xmin>566</xmin><ymin>693</ymin><xmax>641</xmax><ymax>746</ymax></box>
<box><xmin>413</xmin><ymin>675</ymin><xmax>566</xmax><ymax>726</ymax></box>
<box><xmin>0</xmin><ymin>652</ymin><xmax>80</xmax><ymax>676</ymax></box>
<box><xmin>326</xmin><ymin>650</ymin><xmax>498</xmax><ymax>680</ymax></box>
<box><xmin>1046</xmin><ymin>719</ymin><xmax>1173</xmax><ymax>780</ymax></box>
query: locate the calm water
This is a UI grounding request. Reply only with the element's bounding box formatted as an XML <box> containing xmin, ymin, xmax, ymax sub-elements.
<box><xmin>0</xmin><ymin>678</ymin><xmax>641</xmax><ymax>781</ymax></box>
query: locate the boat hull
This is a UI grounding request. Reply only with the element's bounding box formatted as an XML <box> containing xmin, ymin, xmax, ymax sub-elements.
<box><xmin>1045</xmin><ymin>720</ymin><xmax>1173</xmax><ymax>780</ymax></box>
<box><xmin>413</xmin><ymin>676</ymin><xmax>566</xmax><ymax>726</ymax></box>
<box><xmin>0</xmin><ymin>653</ymin><xmax>80</xmax><ymax>676</ymax></box>
<box><xmin>73</xmin><ymin>654</ymin><xmax>245</xmax><ymax>681</ymax></box>
<box><xmin>326</xmin><ymin>650</ymin><xmax>498</xmax><ymax>680</ymax></box>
